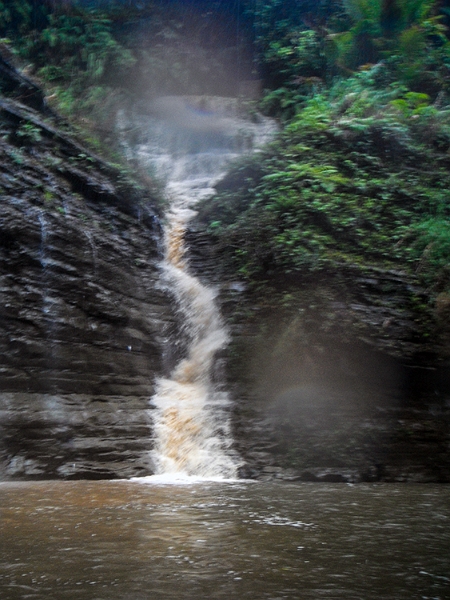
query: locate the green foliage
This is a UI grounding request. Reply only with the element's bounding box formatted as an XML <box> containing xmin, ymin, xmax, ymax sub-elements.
<box><xmin>332</xmin><ymin>0</ymin><xmax>450</xmax><ymax>93</ymax></box>
<box><xmin>257</xmin><ymin>29</ymin><xmax>327</xmax><ymax>119</ymax></box>
<box><xmin>263</xmin><ymin>29</ymin><xmax>326</xmax><ymax>81</ymax></box>
<box><xmin>0</xmin><ymin>1</ymin><xmax>135</xmax><ymax>133</ymax></box>
<box><xmin>0</xmin><ymin>1</ymin><xmax>32</xmax><ymax>33</ymax></box>
<box><xmin>409</xmin><ymin>218</ymin><xmax>450</xmax><ymax>282</ymax></box>
<box><xmin>196</xmin><ymin>72</ymin><xmax>450</xmax><ymax>291</ymax></box>
<box><xmin>242</xmin><ymin>0</ymin><xmax>341</xmax><ymax>115</ymax></box>
<box><xmin>249</xmin><ymin>0</ymin><xmax>450</xmax><ymax>121</ymax></box>
<box><xmin>389</xmin><ymin>91</ymin><xmax>431</xmax><ymax>114</ymax></box>
<box><xmin>7</xmin><ymin>147</ymin><xmax>24</xmax><ymax>164</ymax></box>
<box><xmin>342</xmin><ymin>0</ymin><xmax>382</xmax><ymax>23</ymax></box>
<box><xmin>16</xmin><ymin>122</ymin><xmax>42</xmax><ymax>144</ymax></box>
<box><xmin>23</xmin><ymin>8</ymin><xmax>135</xmax><ymax>125</ymax></box>
<box><xmin>35</xmin><ymin>11</ymin><xmax>135</xmax><ymax>83</ymax></box>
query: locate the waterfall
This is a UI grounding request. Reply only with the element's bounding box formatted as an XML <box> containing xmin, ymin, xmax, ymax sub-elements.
<box><xmin>150</xmin><ymin>205</ymin><xmax>236</xmax><ymax>477</ymax></box>
<box><xmin>121</xmin><ymin>97</ymin><xmax>276</xmax><ymax>479</ymax></box>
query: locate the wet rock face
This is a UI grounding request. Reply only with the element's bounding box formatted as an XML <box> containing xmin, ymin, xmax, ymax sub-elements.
<box><xmin>0</xmin><ymin>185</ymin><xmax>167</xmax><ymax>397</ymax></box>
<box><xmin>0</xmin><ymin>81</ymin><xmax>176</xmax><ymax>479</ymax></box>
<box><xmin>0</xmin><ymin>394</ymin><xmax>156</xmax><ymax>480</ymax></box>
<box><xmin>187</xmin><ymin>229</ymin><xmax>450</xmax><ymax>483</ymax></box>
<box><xmin>228</xmin><ymin>312</ymin><xmax>450</xmax><ymax>484</ymax></box>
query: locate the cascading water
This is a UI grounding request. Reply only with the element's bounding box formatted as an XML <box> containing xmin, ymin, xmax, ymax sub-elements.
<box><xmin>150</xmin><ymin>203</ymin><xmax>236</xmax><ymax>477</ymax></box>
<box><xmin>120</xmin><ymin>97</ymin><xmax>276</xmax><ymax>478</ymax></box>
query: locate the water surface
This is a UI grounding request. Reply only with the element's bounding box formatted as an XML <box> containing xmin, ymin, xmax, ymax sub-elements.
<box><xmin>1</xmin><ymin>480</ymin><xmax>449</xmax><ymax>599</ymax></box>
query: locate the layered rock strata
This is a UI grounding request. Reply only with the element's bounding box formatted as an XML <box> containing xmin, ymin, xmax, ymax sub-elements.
<box><xmin>0</xmin><ymin>62</ymin><xmax>176</xmax><ymax>479</ymax></box>
<box><xmin>187</xmin><ymin>226</ymin><xmax>450</xmax><ymax>483</ymax></box>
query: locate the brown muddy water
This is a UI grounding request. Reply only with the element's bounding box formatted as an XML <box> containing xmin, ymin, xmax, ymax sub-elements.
<box><xmin>0</xmin><ymin>480</ymin><xmax>449</xmax><ymax>599</ymax></box>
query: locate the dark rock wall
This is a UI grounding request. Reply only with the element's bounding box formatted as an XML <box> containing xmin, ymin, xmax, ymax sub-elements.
<box><xmin>0</xmin><ymin>83</ymin><xmax>177</xmax><ymax>479</ymax></box>
<box><xmin>187</xmin><ymin>228</ymin><xmax>450</xmax><ymax>483</ymax></box>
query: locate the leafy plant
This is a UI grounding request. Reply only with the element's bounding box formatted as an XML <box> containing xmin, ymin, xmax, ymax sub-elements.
<box><xmin>0</xmin><ymin>1</ymin><xmax>32</xmax><ymax>33</ymax></box>
<box><xmin>409</xmin><ymin>218</ymin><xmax>450</xmax><ymax>284</ymax></box>
<box><xmin>16</xmin><ymin>122</ymin><xmax>42</xmax><ymax>144</ymax></box>
<box><xmin>330</xmin><ymin>0</ymin><xmax>450</xmax><ymax>93</ymax></box>
<box><xmin>196</xmin><ymin>70</ymin><xmax>450</xmax><ymax>292</ymax></box>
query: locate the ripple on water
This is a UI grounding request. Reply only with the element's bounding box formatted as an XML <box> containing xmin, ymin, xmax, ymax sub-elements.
<box><xmin>0</xmin><ymin>481</ymin><xmax>449</xmax><ymax>600</ymax></box>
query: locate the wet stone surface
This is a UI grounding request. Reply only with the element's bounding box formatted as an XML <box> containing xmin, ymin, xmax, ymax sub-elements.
<box><xmin>0</xmin><ymin>72</ymin><xmax>178</xmax><ymax>479</ymax></box>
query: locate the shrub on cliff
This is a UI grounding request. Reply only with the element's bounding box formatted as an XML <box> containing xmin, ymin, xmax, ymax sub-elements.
<box><xmin>196</xmin><ymin>70</ymin><xmax>450</xmax><ymax>296</ymax></box>
<box><xmin>244</xmin><ymin>0</ymin><xmax>450</xmax><ymax>120</ymax></box>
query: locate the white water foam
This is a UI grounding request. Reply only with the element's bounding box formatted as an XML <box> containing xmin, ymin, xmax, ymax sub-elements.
<box><xmin>130</xmin><ymin>473</ymin><xmax>238</xmax><ymax>485</ymax></box>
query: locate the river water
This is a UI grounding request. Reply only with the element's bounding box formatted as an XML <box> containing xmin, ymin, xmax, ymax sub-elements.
<box><xmin>1</xmin><ymin>480</ymin><xmax>449</xmax><ymax>600</ymax></box>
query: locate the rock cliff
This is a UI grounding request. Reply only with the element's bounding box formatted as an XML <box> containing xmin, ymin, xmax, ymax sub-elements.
<box><xmin>0</xmin><ymin>58</ymin><xmax>177</xmax><ymax>479</ymax></box>
<box><xmin>188</xmin><ymin>223</ymin><xmax>450</xmax><ymax>483</ymax></box>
